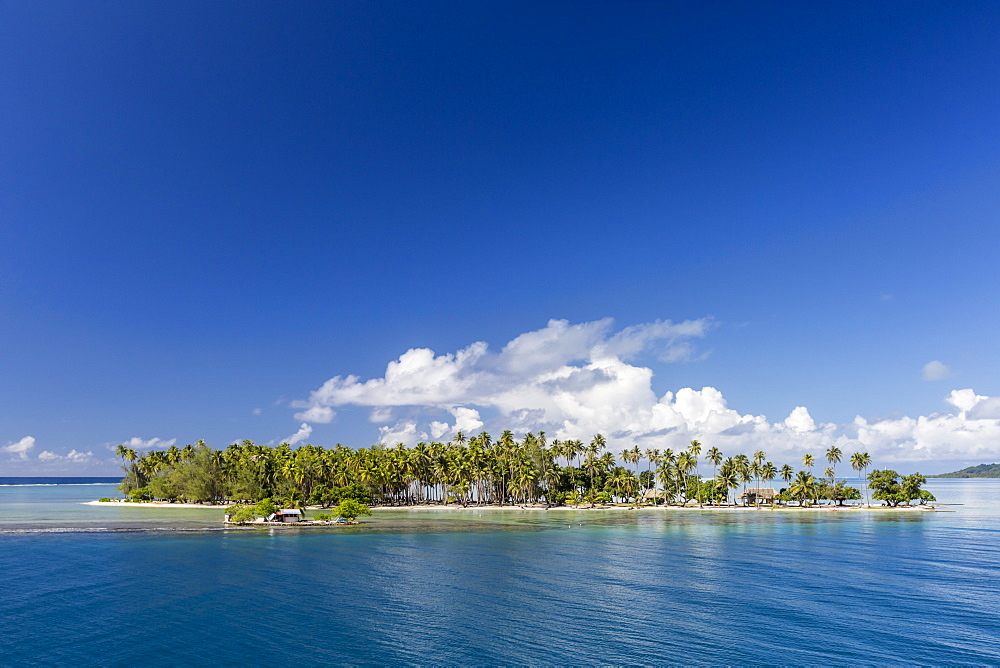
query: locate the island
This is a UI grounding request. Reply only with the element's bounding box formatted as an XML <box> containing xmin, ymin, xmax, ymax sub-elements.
<box><xmin>930</xmin><ymin>463</ymin><xmax>1000</xmax><ymax>478</ymax></box>
<box><xmin>98</xmin><ymin>432</ymin><xmax>937</xmax><ymax>513</ymax></box>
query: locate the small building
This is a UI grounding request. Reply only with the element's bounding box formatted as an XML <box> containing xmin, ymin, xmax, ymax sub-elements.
<box><xmin>642</xmin><ymin>489</ymin><xmax>666</xmax><ymax>502</ymax></box>
<box><xmin>266</xmin><ymin>509</ymin><xmax>303</xmax><ymax>523</ymax></box>
<box><xmin>739</xmin><ymin>488</ymin><xmax>777</xmax><ymax>505</ymax></box>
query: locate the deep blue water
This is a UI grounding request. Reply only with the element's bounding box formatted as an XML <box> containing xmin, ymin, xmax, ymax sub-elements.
<box><xmin>0</xmin><ymin>476</ymin><xmax>120</xmax><ymax>485</ymax></box>
<box><xmin>1</xmin><ymin>480</ymin><xmax>999</xmax><ymax>665</ymax></box>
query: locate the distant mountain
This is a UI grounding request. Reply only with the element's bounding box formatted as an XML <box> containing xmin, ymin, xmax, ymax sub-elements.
<box><xmin>930</xmin><ymin>463</ymin><xmax>1000</xmax><ymax>478</ymax></box>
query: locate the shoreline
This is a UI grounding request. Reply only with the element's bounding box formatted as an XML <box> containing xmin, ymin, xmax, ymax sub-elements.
<box><xmin>84</xmin><ymin>500</ymin><xmax>938</xmax><ymax>512</ymax></box>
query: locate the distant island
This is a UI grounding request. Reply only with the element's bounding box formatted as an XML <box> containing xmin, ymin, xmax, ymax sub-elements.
<box><xmin>930</xmin><ymin>463</ymin><xmax>1000</xmax><ymax>478</ymax></box>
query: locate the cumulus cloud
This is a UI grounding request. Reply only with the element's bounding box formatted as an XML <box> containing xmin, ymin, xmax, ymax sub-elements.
<box><xmin>378</xmin><ymin>420</ymin><xmax>419</xmax><ymax>447</ymax></box>
<box><xmin>36</xmin><ymin>449</ymin><xmax>95</xmax><ymax>464</ymax></box>
<box><xmin>922</xmin><ymin>360</ymin><xmax>953</xmax><ymax>381</ymax></box>
<box><xmin>295</xmin><ymin>317</ymin><xmax>709</xmax><ymax>413</ymax></box>
<box><xmin>294</xmin><ymin>405</ymin><xmax>336</xmax><ymax>423</ymax></box>
<box><xmin>783</xmin><ymin>406</ymin><xmax>817</xmax><ymax>433</ymax></box>
<box><xmin>423</xmin><ymin>407</ymin><xmax>485</xmax><ymax>443</ymax></box>
<box><xmin>282</xmin><ymin>423</ymin><xmax>313</xmax><ymax>446</ymax></box>
<box><xmin>3</xmin><ymin>436</ymin><xmax>35</xmax><ymax>460</ymax></box>
<box><xmin>291</xmin><ymin>318</ymin><xmax>1000</xmax><ymax>464</ymax></box>
<box><xmin>967</xmin><ymin>397</ymin><xmax>1000</xmax><ymax>420</ymax></box>
<box><xmin>117</xmin><ymin>437</ymin><xmax>177</xmax><ymax>451</ymax></box>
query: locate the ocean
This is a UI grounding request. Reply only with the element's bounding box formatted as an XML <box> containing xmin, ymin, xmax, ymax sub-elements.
<box><xmin>1</xmin><ymin>478</ymin><xmax>998</xmax><ymax>665</ymax></box>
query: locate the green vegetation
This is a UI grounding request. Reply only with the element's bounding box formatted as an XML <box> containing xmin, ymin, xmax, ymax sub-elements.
<box><xmin>335</xmin><ymin>499</ymin><xmax>371</xmax><ymax>521</ymax></box>
<box><xmin>867</xmin><ymin>470</ymin><xmax>936</xmax><ymax>507</ymax></box>
<box><xmin>226</xmin><ymin>498</ymin><xmax>279</xmax><ymax>524</ymax></box>
<box><xmin>930</xmin><ymin>463</ymin><xmax>1000</xmax><ymax>478</ymax></box>
<box><xmin>111</xmin><ymin>433</ymin><xmax>925</xmax><ymax>511</ymax></box>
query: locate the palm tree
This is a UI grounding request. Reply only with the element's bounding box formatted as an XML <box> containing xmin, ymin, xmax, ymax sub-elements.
<box><xmin>621</xmin><ymin>446</ymin><xmax>640</xmax><ymax>476</ymax></box>
<box><xmin>583</xmin><ymin>434</ymin><xmax>605</xmax><ymax>498</ymax></box>
<box><xmin>802</xmin><ymin>453</ymin><xmax>815</xmax><ymax>502</ymax></box>
<box><xmin>705</xmin><ymin>447</ymin><xmax>723</xmax><ymax>505</ymax></box>
<box><xmin>825</xmin><ymin>446</ymin><xmax>842</xmax><ymax>505</ymax></box>
<box><xmin>780</xmin><ymin>463</ymin><xmax>794</xmax><ymax>484</ymax></box>
<box><xmin>609</xmin><ymin>468</ymin><xmax>639</xmax><ymax>506</ymax></box>
<box><xmin>688</xmin><ymin>440</ymin><xmax>703</xmax><ymax>506</ymax></box>
<box><xmin>714</xmin><ymin>464</ymin><xmax>739</xmax><ymax>506</ymax></box>
<box><xmin>655</xmin><ymin>458</ymin><xmax>674</xmax><ymax>506</ymax></box>
<box><xmin>761</xmin><ymin>461</ymin><xmax>778</xmax><ymax>507</ymax></box>
<box><xmin>676</xmin><ymin>451</ymin><xmax>696</xmax><ymax>504</ymax></box>
<box><xmin>115</xmin><ymin>444</ymin><xmax>141</xmax><ymax>494</ymax></box>
<box><xmin>851</xmin><ymin>451</ymin><xmax>872</xmax><ymax>507</ymax></box>
<box><xmin>790</xmin><ymin>470</ymin><xmax>817</xmax><ymax>506</ymax></box>
<box><xmin>734</xmin><ymin>454</ymin><xmax>751</xmax><ymax>504</ymax></box>
<box><xmin>780</xmin><ymin>464</ymin><xmax>794</xmax><ymax>503</ymax></box>
<box><xmin>748</xmin><ymin>460</ymin><xmax>763</xmax><ymax>508</ymax></box>
<box><xmin>659</xmin><ymin>449</ymin><xmax>676</xmax><ymax>503</ymax></box>
<box><xmin>583</xmin><ymin>451</ymin><xmax>601</xmax><ymax>502</ymax></box>
<box><xmin>644</xmin><ymin>448</ymin><xmax>661</xmax><ymax>496</ymax></box>
<box><xmin>823</xmin><ymin>466</ymin><xmax>836</xmax><ymax>504</ymax></box>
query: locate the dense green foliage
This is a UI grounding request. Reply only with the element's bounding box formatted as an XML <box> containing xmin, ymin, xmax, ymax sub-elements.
<box><xmin>867</xmin><ymin>470</ymin><xmax>935</xmax><ymax>506</ymax></box>
<box><xmin>930</xmin><ymin>463</ymin><xmax>1000</xmax><ymax>478</ymax></box>
<box><xmin>112</xmin><ymin>436</ymin><xmax>912</xmax><ymax>510</ymax></box>
<box><xmin>226</xmin><ymin>498</ymin><xmax>279</xmax><ymax>523</ymax></box>
<box><xmin>334</xmin><ymin>499</ymin><xmax>371</xmax><ymax>521</ymax></box>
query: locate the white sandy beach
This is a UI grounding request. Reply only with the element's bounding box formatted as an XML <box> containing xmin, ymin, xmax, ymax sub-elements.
<box><xmin>84</xmin><ymin>500</ymin><xmax>936</xmax><ymax>512</ymax></box>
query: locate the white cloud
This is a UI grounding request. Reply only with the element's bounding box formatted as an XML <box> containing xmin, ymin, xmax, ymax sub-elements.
<box><xmin>3</xmin><ymin>436</ymin><xmax>36</xmax><ymax>460</ymax></box>
<box><xmin>423</xmin><ymin>407</ymin><xmax>485</xmax><ymax>442</ymax></box>
<box><xmin>252</xmin><ymin>408</ymin><xmax>262</xmax><ymax>416</ymax></box>
<box><xmin>922</xmin><ymin>360</ymin><xmax>953</xmax><ymax>381</ymax></box>
<box><xmin>946</xmin><ymin>389</ymin><xmax>982</xmax><ymax>413</ymax></box>
<box><xmin>295</xmin><ymin>318</ymin><xmax>710</xmax><ymax>416</ymax></box>
<box><xmin>378</xmin><ymin>420</ymin><xmax>419</xmax><ymax>446</ymax></box>
<box><xmin>783</xmin><ymin>406</ymin><xmax>816</xmax><ymax>433</ymax></box>
<box><xmin>428</xmin><ymin>421</ymin><xmax>450</xmax><ymax>440</ymax></box>
<box><xmin>282</xmin><ymin>423</ymin><xmax>313</xmax><ymax>446</ymax></box>
<box><xmin>293</xmin><ymin>405</ymin><xmax>336</xmax><ymax>424</ymax></box>
<box><xmin>452</xmin><ymin>407</ymin><xmax>484</xmax><ymax>434</ymax></box>
<box><xmin>967</xmin><ymin>397</ymin><xmax>1000</xmax><ymax>420</ymax></box>
<box><xmin>36</xmin><ymin>449</ymin><xmax>95</xmax><ymax>464</ymax></box>
<box><xmin>290</xmin><ymin>318</ymin><xmax>1000</xmax><ymax>463</ymax></box>
<box><xmin>117</xmin><ymin>437</ymin><xmax>177</xmax><ymax>451</ymax></box>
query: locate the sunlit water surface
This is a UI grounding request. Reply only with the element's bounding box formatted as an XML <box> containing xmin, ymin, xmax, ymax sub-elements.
<box><xmin>1</xmin><ymin>479</ymin><xmax>998</xmax><ymax>665</ymax></box>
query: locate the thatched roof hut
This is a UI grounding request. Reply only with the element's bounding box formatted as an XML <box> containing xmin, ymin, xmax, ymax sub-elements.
<box><xmin>642</xmin><ymin>489</ymin><xmax>666</xmax><ymax>500</ymax></box>
<box><xmin>738</xmin><ymin>488</ymin><xmax>777</xmax><ymax>501</ymax></box>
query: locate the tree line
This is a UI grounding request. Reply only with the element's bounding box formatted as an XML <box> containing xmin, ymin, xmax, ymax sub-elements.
<box><xmin>114</xmin><ymin>432</ymin><xmax>931</xmax><ymax>509</ymax></box>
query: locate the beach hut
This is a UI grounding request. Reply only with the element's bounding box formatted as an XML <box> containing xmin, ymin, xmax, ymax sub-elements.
<box><xmin>738</xmin><ymin>488</ymin><xmax>777</xmax><ymax>505</ymax></box>
<box><xmin>642</xmin><ymin>489</ymin><xmax>666</xmax><ymax>504</ymax></box>
<box><xmin>266</xmin><ymin>509</ymin><xmax>303</xmax><ymax>523</ymax></box>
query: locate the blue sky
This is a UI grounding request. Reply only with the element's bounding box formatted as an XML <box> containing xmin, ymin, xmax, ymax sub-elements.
<box><xmin>2</xmin><ymin>1</ymin><xmax>999</xmax><ymax>474</ymax></box>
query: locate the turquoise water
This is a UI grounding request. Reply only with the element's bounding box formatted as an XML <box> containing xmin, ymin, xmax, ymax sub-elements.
<box><xmin>1</xmin><ymin>480</ymin><xmax>999</xmax><ymax>665</ymax></box>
